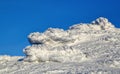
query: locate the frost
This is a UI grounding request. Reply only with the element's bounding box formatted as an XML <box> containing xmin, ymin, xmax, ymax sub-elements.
<box><xmin>0</xmin><ymin>55</ymin><xmax>22</xmax><ymax>63</ymax></box>
<box><xmin>0</xmin><ymin>17</ymin><xmax>120</xmax><ymax>74</ymax></box>
<box><xmin>24</xmin><ymin>17</ymin><xmax>117</xmax><ymax>62</ymax></box>
<box><xmin>24</xmin><ymin>45</ymin><xmax>86</xmax><ymax>62</ymax></box>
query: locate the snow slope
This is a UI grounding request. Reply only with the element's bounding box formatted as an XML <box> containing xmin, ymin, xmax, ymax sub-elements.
<box><xmin>0</xmin><ymin>17</ymin><xmax>120</xmax><ymax>74</ymax></box>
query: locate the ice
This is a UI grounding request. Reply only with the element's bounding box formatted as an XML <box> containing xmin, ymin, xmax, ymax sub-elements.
<box><xmin>24</xmin><ymin>17</ymin><xmax>116</xmax><ymax>63</ymax></box>
<box><xmin>0</xmin><ymin>17</ymin><xmax>120</xmax><ymax>74</ymax></box>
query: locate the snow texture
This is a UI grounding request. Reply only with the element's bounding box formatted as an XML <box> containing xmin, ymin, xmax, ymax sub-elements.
<box><xmin>24</xmin><ymin>17</ymin><xmax>115</xmax><ymax>62</ymax></box>
<box><xmin>0</xmin><ymin>17</ymin><xmax>120</xmax><ymax>74</ymax></box>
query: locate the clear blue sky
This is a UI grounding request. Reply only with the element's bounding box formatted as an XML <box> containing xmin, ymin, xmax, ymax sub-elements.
<box><xmin>0</xmin><ymin>0</ymin><xmax>120</xmax><ymax>56</ymax></box>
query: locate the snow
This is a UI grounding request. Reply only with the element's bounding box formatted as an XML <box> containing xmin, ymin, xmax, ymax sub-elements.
<box><xmin>0</xmin><ymin>17</ymin><xmax>120</xmax><ymax>74</ymax></box>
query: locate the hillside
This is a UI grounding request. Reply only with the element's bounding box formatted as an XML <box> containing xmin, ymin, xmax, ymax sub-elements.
<box><xmin>0</xmin><ymin>17</ymin><xmax>120</xmax><ymax>74</ymax></box>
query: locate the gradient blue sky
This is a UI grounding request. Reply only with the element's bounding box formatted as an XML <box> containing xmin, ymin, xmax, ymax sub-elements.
<box><xmin>0</xmin><ymin>0</ymin><xmax>120</xmax><ymax>56</ymax></box>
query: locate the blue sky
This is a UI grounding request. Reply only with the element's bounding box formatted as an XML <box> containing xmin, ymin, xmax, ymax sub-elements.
<box><xmin>0</xmin><ymin>0</ymin><xmax>120</xmax><ymax>56</ymax></box>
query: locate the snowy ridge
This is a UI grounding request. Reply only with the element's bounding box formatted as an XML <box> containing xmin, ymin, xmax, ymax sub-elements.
<box><xmin>24</xmin><ymin>17</ymin><xmax>116</xmax><ymax>62</ymax></box>
<box><xmin>0</xmin><ymin>17</ymin><xmax>120</xmax><ymax>74</ymax></box>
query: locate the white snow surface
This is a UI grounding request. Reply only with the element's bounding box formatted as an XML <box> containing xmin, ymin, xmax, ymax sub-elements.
<box><xmin>0</xmin><ymin>17</ymin><xmax>120</xmax><ymax>74</ymax></box>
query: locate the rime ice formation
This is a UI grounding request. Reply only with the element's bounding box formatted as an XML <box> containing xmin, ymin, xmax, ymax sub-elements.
<box><xmin>24</xmin><ymin>17</ymin><xmax>116</xmax><ymax>62</ymax></box>
<box><xmin>0</xmin><ymin>17</ymin><xmax>120</xmax><ymax>74</ymax></box>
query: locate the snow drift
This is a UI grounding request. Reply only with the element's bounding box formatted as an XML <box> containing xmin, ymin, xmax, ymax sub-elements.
<box><xmin>24</xmin><ymin>17</ymin><xmax>116</xmax><ymax>62</ymax></box>
<box><xmin>0</xmin><ymin>17</ymin><xmax>120</xmax><ymax>74</ymax></box>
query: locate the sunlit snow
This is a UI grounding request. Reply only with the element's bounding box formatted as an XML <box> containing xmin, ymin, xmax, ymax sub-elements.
<box><xmin>0</xmin><ymin>17</ymin><xmax>120</xmax><ymax>74</ymax></box>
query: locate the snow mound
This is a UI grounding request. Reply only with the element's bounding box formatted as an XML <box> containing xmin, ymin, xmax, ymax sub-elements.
<box><xmin>0</xmin><ymin>55</ymin><xmax>22</xmax><ymax>63</ymax></box>
<box><xmin>28</xmin><ymin>17</ymin><xmax>115</xmax><ymax>44</ymax></box>
<box><xmin>0</xmin><ymin>17</ymin><xmax>120</xmax><ymax>74</ymax></box>
<box><xmin>24</xmin><ymin>45</ymin><xmax>86</xmax><ymax>62</ymax></box>
<box><xmin>24</xmin><ymin>17</ymin><xmax>116</xmax><ymax>62</ymax></box>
